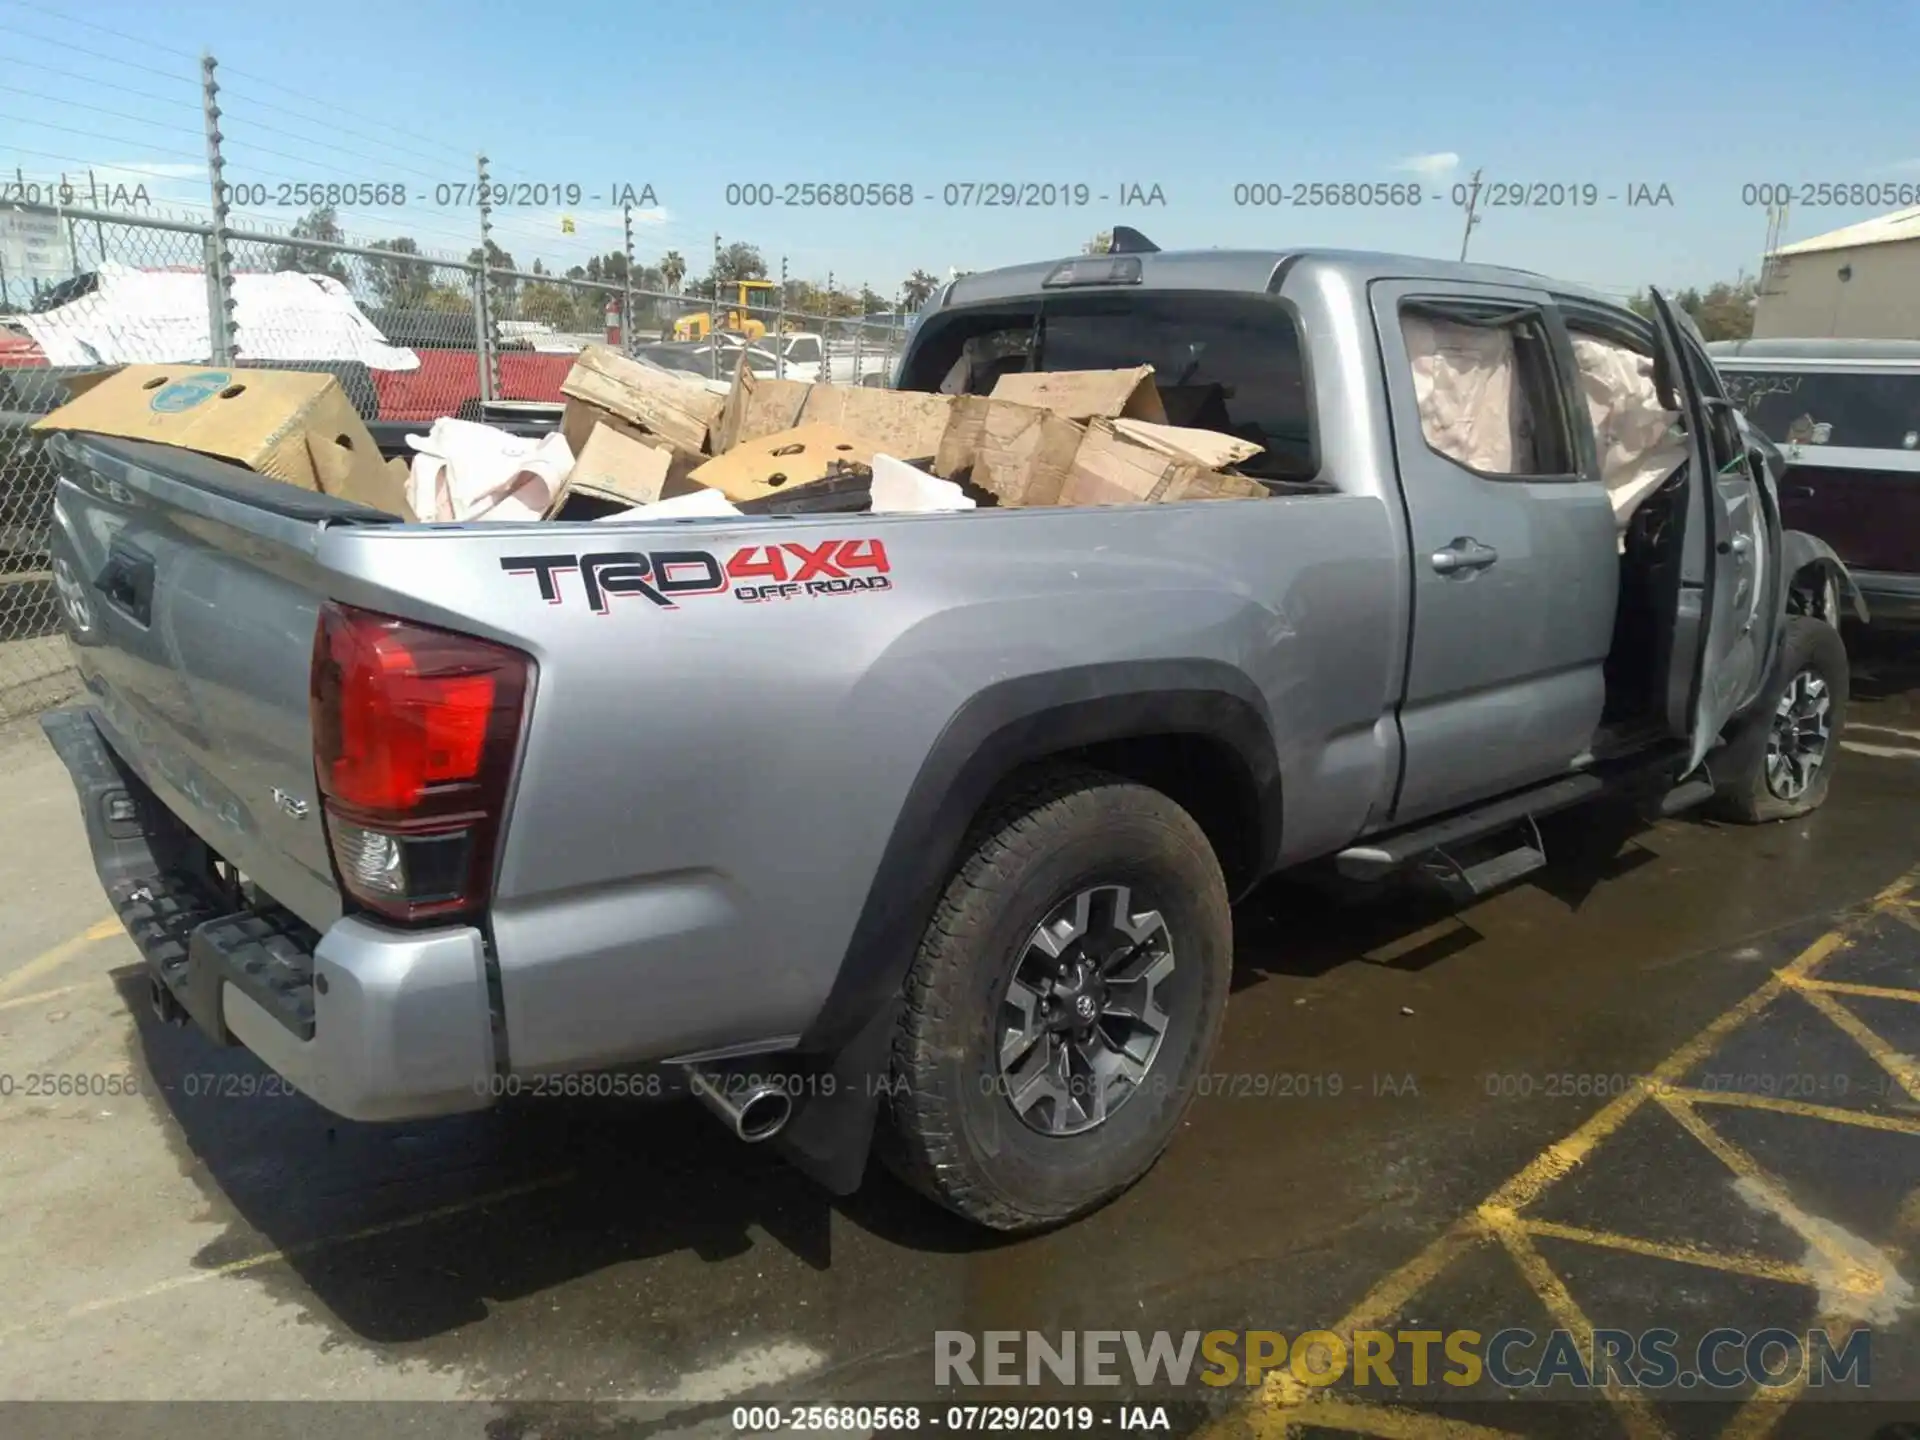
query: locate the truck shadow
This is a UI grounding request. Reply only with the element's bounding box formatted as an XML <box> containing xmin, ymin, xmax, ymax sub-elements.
<box><xmin>1229</xmin><ymin>798</ymin><xmax>1661</xmax><ymax>986</ymax></box>
<box><xmin>115</xmin><ymin>969</ymin><xmax>991</xmax><ymax>1347</ymax></box>
<box><xmin>109</xmin><ymin>801</ymin><xmax>1670</xmax><ymax>1350</ymax></box>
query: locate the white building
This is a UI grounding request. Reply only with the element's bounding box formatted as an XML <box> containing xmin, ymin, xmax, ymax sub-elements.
<box><xmin>1755</xmin><ymin>206</ymin><xmax>1920</xmax><ymax>339</ymax></box>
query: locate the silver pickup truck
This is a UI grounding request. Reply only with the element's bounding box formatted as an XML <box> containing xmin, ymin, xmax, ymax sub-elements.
<box><xmin>39</xmin><ymin>244</ymin><xmax>1865</xmax><ymax>1233</ymax></box>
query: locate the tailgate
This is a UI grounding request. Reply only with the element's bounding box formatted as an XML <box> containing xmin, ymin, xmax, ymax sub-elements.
<box><xmin>47</xmin><ymin>434</ymin><xmax>399</xmax><ymax>928</ymax></box>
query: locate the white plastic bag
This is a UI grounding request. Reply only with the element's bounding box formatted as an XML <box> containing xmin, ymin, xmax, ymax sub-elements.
<box><xmin>405</xmin><ymin>417</ymin><xmax>575</xmax><ymax>523</ymax></box>
<box><xmin>869</xmin><ymin>453</ymin><xmax>976</xmax><ymax>513</ymax></box>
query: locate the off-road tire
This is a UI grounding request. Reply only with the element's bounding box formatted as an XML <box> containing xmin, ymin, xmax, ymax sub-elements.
<box><xmin>880</xmin><ymin>765</ymin><xmax>1233</xmax><ymax>1231</ymax></box>
<box><xmin>1710</xmin><ymin>615</ymin><xmax>1850</xmax><ymax>823</ymax></box>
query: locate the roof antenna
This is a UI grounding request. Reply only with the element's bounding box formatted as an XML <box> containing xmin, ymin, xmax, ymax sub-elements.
<box><xmin>1109</xmin><ymin>226</ymin><xmax>1160</xmax><ymax>254</ymax></box>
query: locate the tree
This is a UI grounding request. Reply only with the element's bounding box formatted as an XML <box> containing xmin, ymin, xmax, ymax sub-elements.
<box><xmin>712</xmin><ymin>242</ymin><xmax>767</xmax><ymax>285</ymax></box>
<box><xmin>901</xmin><ymin>268</ymin><xmax>939</xmax><ymax>307</ymax></box>
<box><xmin>1626</xmin><ymin>276</ymin><xmax>1757</xmax><ymax>343</ymax></box>
<box><xmin>467</xmin><ymin>239</ymin><xmax>520</xmax><ymax>307</ymax></box>
<box><xmin>273</xmin><ymin>206</ymin><xmax>349</xmax><ymax>282</ymax></box>
<box><xmin>366</xmin><ymin>236</ymin><xmax>432</xmax><ymax>308</ymax></box>
<box><xmin>1083</xmin><ymin>230</ymin><xmax>1113</xmax><ymax>256</ymax></box>
<box><xmin>661</xmin><ymin>250</ymin><xmax>686</xmax><ymax>293</ymax></box>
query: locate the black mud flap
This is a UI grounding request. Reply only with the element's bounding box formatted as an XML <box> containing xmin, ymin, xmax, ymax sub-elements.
<box><xmin>771</xmin><ymin>999</ymin><xmax>901</xmax><ymax>1196</ymax></box>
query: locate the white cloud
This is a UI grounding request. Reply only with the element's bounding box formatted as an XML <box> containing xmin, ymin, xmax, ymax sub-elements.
<box><xmin>1392</xmin><ymin>152</ymin><xmax>1460</xmax><ymax>177</ymax></box>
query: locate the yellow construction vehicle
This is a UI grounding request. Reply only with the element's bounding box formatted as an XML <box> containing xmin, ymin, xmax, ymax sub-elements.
<box><xmin>673</xmin><ymin>279</ymin><xmax>778</xmax><ymax>342</ymax></box>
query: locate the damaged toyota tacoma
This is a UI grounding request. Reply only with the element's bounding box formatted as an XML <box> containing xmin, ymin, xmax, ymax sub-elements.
<box><xmin>39</xmin><ymin>243</ymin><xmax>1866</xmax><ymax>1232</ymax></box>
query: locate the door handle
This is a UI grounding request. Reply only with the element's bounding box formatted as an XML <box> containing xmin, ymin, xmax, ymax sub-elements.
<box><xmin>1785</xmin><ymin>484</ymin><xmax>1815</xmax><ymax>499</ymax></box>
<box><xmin>1431</xmin><ymin>538</ymin><xmax>1499</xmax><ymax>575</ymax></box>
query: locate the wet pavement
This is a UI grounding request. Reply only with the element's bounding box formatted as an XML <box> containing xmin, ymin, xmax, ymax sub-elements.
<box><xmin>0</xmin><ymin>628</ymin><xmax>1916</xmax><ymax>1440</ymax></box>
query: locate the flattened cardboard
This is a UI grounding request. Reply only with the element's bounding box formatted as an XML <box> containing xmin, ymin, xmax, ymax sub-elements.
<box><xmin>560</xmin><ymin>344</ymin><xmax>725</xmax><ymax>454</ymax></box>
<box><xmin>1058</xmin><ymin>418</ymin><xmax>1265</xmax><ymax>507</ymax></box>
<box><xmin>34</xmin><ymin>363</ymin><xmax>408</xmax><ymax>516</ymax></box>
<box><xmin>687</xmin><ymin>422</ymin><xmax>878</xmax><ymax>502</ymax></box>
<box><xmin>567</xmin><ymin>422</ymin><xmax>675</xmax><ymax>508</ymax></box>
<box><xmin>988</xmin><ymin>366</ymin><xmax>1168</xmax><ymax>424</ymax></box>
<box><xmin>1110</xmin><ymin>417</ymin><xmax>1263</xmax><ymax>470</ymax></box>
<box><xmin>713</xmin><ymin>362</ymin><xmax>813</xmax><ymax>455</ymax></box>
<box><xmin>306</xmin><ymin>433</ymin><xmax>417</xmax><ymax>518</ymax></box>
<box><xmin>797</xmin><ymin>385</ymin><xmax>952</xmax><ymax>463</ymax></box>
<box><xmin>933</xmin><ymin>396</ymin><xmax>1084</xmax><ymax>507</ymax></box>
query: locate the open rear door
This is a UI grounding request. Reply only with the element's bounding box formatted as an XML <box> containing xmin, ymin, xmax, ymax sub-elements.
<box><xmin>1646</xmin><ymin>289</ymin><xmax>1771</xmax><ymax>772</ymax></box>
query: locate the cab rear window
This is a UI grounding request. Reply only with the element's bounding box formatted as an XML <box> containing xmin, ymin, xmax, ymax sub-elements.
<box><xmin>899</xmin><ymin>292</ymin><xmax>1316</xmax><ymax>481</ymax></box>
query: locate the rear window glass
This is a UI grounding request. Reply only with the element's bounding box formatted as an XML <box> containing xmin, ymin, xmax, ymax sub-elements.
<box><xmin>1721</xmin><ymin>369</ymin><xmax>1920</xmax><ymax>451</ymax></box>
<box><xmin>900</xmin><ymin>293</ymin><xmax>1315</xmax><ymax>480</ymax></box>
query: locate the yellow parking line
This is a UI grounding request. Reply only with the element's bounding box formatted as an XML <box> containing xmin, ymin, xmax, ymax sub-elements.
<box><xmin>0</xmin><ymin>917</ymin><xmax>122</xmax><ymax>1001</ymax></box>
<box><xmin>0</xmin><ymin>1170</ymin><xmax>577</xmax><ymax>1344</ymax></box>
<box><xmin>1785</xmin><ymin>982</ymin><xmax>1920</xmax><ymax>1103</ymax></box>
<box><xmin>1676</xmin><ymin>1086</ymin><xmax>1920</xmax><ymax>1136</ymax></box>
<box><xmin>1796</xmin><ymin>976</ymin><xmax>1920</xmax><ymax>1004</ymax></box>
<box><xmin>1258</xmin><ymin>1397</ymin><xmax>1529</xmax><ymax>1439</ymax></box>
<box><xmin>1477</xmin><ymin>1209</ymin><xmax>1672</xmax><ymax>1440</ymax></box>
<box><xmin>1514</xmin><ymin>1218</ymin><xmax>1817</xmax><ymax>1287</ymax></box>
<box><xmin>0</xmin><ymin>982</ymin><xmax>92</xmax><ymax>1013</ymax></box>
<box><xmin>1210</xmin><ymin>899</ymin><xmax>1890</xmax><ymax>1440</ymax></box>
<box><xmin>1656</xmin><ymin>1092</ymin><xmax>1889</xmax><ymax>1304</ymax></box>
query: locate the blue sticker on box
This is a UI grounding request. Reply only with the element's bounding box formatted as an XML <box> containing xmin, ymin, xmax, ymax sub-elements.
<box><xmin>149</xmin><ymin>371</ymin><xmax>233</xmax><ymax>414</ymax></box>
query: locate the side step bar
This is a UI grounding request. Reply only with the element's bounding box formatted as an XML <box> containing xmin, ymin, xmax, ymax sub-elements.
<box><xmin>1336</xmin><ymin>772</ymin><xmax>1605</xmax><ymax>883</ymax></box>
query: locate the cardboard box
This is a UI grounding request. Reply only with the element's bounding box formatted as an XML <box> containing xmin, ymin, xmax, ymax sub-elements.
<box><xmin>561</xmin><ymin>344</ymin><xmax>725</xmax><ymax>455</ymax></box>
<box><xmin>988</xmin><ymin>366</ymin><xmax>1168</xmax><ymax>424</ymax></box>
<box><xmin>1110</xmin><ymin>417</ymin><xmax>1263</xmax><ymax>470</ymax></box>
<box><xmin>712</xmin><ymin>364</ymin><xmax>813</xmax><ymax>455</ymax></box>
<box><xmin>933</xmin><ymin>396</ymin><xmax>1085</xmax><ymax>507</ymax></box>
<box><xmin>711</xmin><ymin>364</ymin><xmax>953</xmax><ymax>462</ymax></box>
<box><xmin>1058</xmin><ymin>419</ymin><xmax>1267</xmax><ymax>507</ymax></box>
<box><xmin>687</xmin><ymin>422</ymin><xmax>880</xmax><ymax>502</ymax></box>
<box><xmin>567</xmin><ymin>422</ymin><xmax>676</xmax><ymax>508</ymax></box>
<box><xmin>797</xmin><ymin>385</ymin><xmax>952</xmax><ymax>463</ymax></box>
<box><xmin>34</xmin><ymin>363</ymin><xmax>412</xmax><ymax>517</ymax></box>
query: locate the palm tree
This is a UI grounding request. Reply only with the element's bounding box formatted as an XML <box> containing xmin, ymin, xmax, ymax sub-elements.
<box><xmin>661</xmin><ymin>250</ymin><xmax>686</xmax><ymax>293</ymax></box>
<box><xmin>901</xmin><ymin>268</ymin><xmax>939</xmax><ymax>307</ymax></box>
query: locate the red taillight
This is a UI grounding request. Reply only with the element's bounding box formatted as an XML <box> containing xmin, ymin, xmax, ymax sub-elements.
<box><xmin>310</xmin><ymin>602</ymin><xmax>530</xmax><ymax>924</ymax></box>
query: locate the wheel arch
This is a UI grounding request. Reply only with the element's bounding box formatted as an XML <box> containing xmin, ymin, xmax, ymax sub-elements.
<box><xmin>1783</xmin><ymin>529</ymin><xmax>1870</xmax><ymax>626</ymax></box>
<box><xmin>771</xmin><ymin>661</ymin><xmax>1280</xmax><ymax>1194</ymax></box>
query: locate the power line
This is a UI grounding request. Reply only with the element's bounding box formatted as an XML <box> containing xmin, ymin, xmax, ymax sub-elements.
<box><xmin>0</xmin><ymin>0</ymin><xmax>204</xmax><ymax>62</ymax></box>
<box><xmin>0</xmin><ymin>83</ymin><xmax>206</xmax><ymax>139</ymax></box>
<box><xmin>0</xmin><ymin>111</ymin><xmax>208</xmax><ymax>166</ymax></box>
<box><xmin>0</xmin><ymin>21</ymin><xmax>194</xmax><ymax>84</ymax></box>
<box><xmin>0</xmin><ymin>58</ymin><xmax>199</xmax><ymax>110</ymax></box>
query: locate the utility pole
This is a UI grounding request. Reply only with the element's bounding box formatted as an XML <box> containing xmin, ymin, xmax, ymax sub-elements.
<box><xmin>621</xmin><ymin>201</ymin><xmax>636</xmax><ymax>357</ymax></box>
<box><xmin>200</xmin><ymin>52</ymin><xmax>237</xmax><ymax>364</ymax></box>
<box><xmin>476</xmin><ymin>153</ymin><xmax>498</xmax><ymax>402</ymax></box>
<box><xmin>710</xmin><ymin>231</ymin><xmax>722</xmax><ymax>380</ymax></box>
<box><xmin>1457</xmin><ymin>167</ymin><xmax>1484</xmax><ymax>262</ymax></box>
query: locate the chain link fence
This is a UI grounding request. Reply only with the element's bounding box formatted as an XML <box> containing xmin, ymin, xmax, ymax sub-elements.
<box><xmin>0</xmin><ymin>200</ymin><xmax>907</xmax><ymax>721</ymax></box>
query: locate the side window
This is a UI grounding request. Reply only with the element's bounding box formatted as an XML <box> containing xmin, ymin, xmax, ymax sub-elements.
<box><xmin>786</xmin><ymin>336</ymin><xmax>821</xmax><ymax>365</ymax></box>
<box><xmin>1399</xmin><ymin>303</ymin><xmax>1576</xmax><ymax>477</ymax></box>
<box><xmin>1722</xmin><ymin>368</ymin><xmax>1920</xmax><ymax>452</ymax></box>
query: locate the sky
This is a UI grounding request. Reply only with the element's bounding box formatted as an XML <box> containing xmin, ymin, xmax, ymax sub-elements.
<box><xmin>3</xmin><ymin>0</ymin><xmax>1919</xmax><ymax>304</ymax></box>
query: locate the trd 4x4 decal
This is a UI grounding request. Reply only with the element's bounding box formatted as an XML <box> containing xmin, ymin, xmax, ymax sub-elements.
<box><xmin>500</xmin><ymin>538</ymin><xmax>891</xmax><ymax>613</ymax></box>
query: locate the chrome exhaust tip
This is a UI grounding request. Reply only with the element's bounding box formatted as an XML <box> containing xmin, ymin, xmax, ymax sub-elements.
<box><xmin>686</xmin><ymin>1066</ymin><xmax>792</xmax><ymax>1143</ymax></box>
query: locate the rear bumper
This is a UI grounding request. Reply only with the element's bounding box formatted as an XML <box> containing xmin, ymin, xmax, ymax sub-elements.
<box><xmin>42</xmin><ymin>705</ymin><xmax>496</xmax><ymax>1122</ymax></box>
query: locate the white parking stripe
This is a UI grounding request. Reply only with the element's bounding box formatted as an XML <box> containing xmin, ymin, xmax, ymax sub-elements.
<box><xmin>1842</xmin><ymin>741</ymin><xmax>1920</xmax><ymax>760</ymax></box>
<box><xmin>1849</xmin><ymin>723</ymin><xmax>1920</xmax><ymax>742</ymax></box>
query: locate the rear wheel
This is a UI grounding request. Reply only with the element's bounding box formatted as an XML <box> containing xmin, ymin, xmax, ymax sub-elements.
<box><xmin>881</xmin><ymin>766</ymin><xmax>1233</xmax><ymax>1232</ymax></box>
<box><xmin>1710</xmin><ymin>615</ymin><xmax>1849</xmax><ymax>823</ymax></box>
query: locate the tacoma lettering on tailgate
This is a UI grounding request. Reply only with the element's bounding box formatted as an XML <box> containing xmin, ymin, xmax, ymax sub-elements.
<box><xmin>500</xmin><ymin>539</ymin><xmax>891</xmax><ymax>613</ymax></box>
